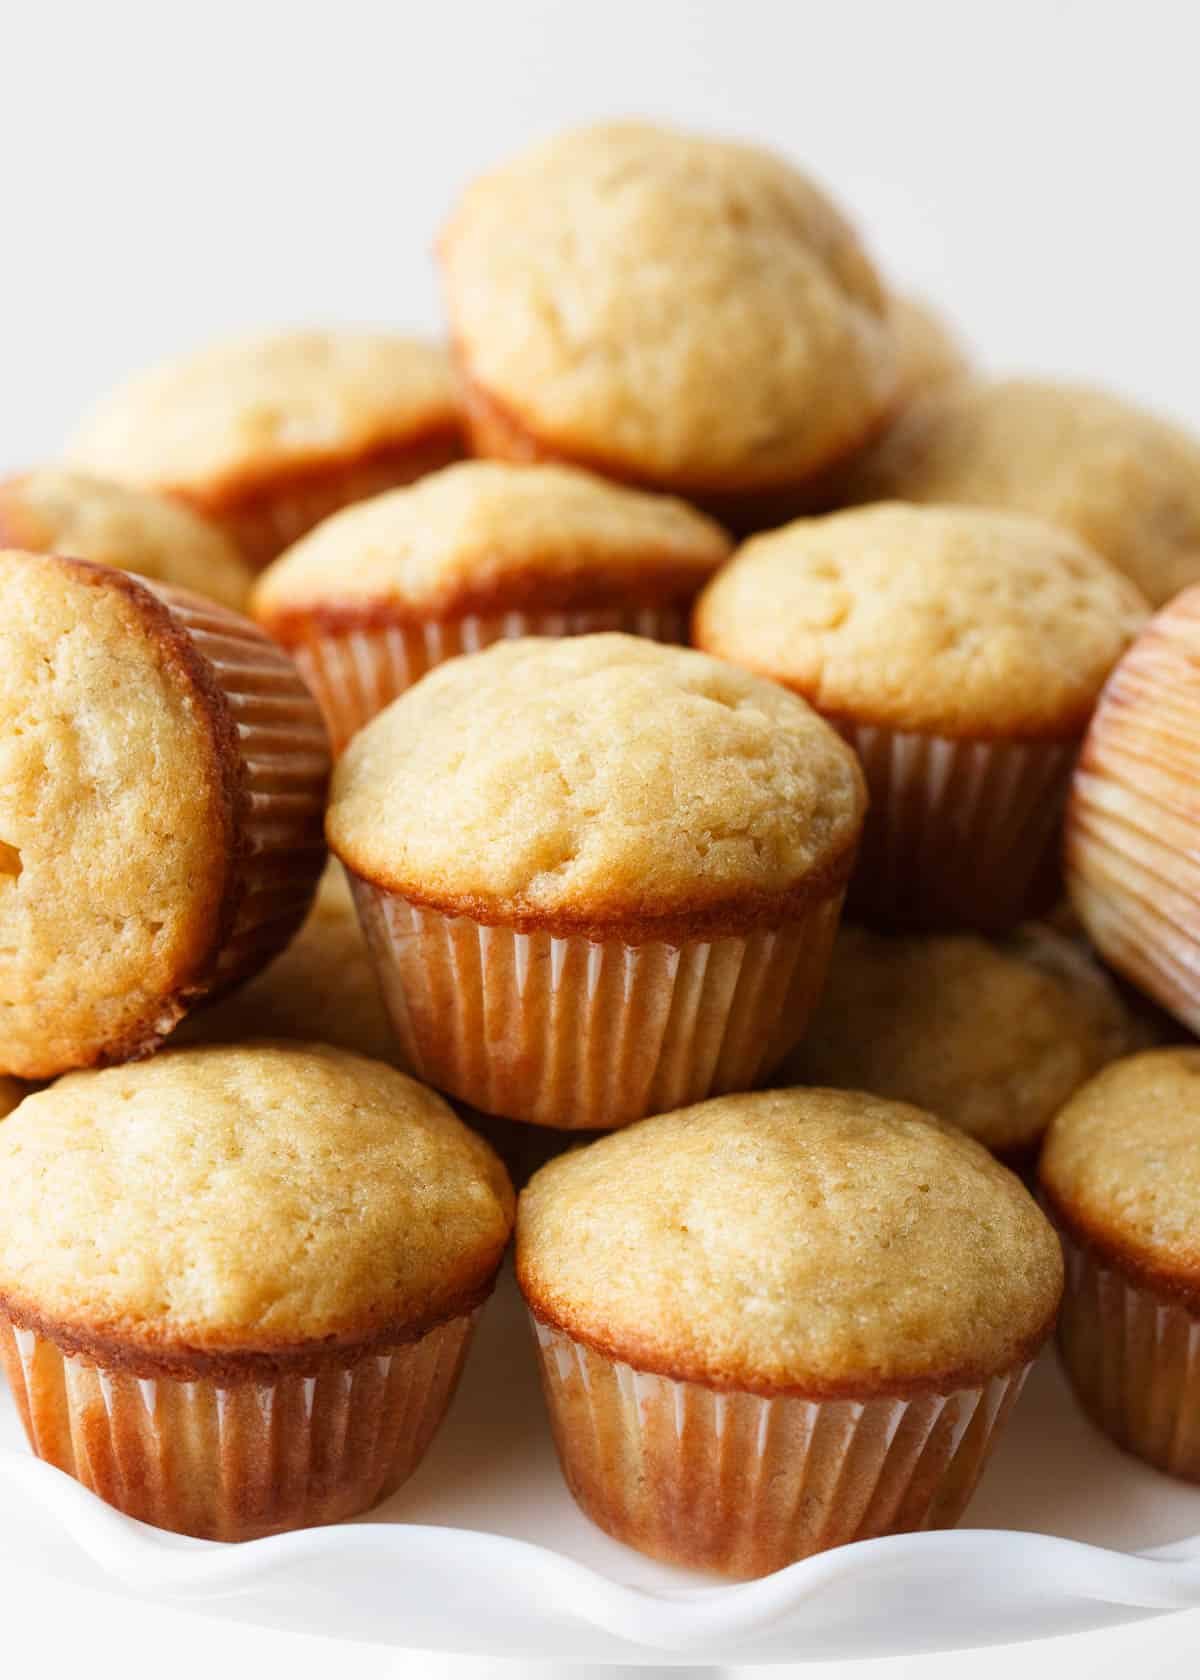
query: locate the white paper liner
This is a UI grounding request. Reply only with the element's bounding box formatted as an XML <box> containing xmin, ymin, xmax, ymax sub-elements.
<box><xmin>529</xmin><ymin>1316</ymin><xmax>1030</xmax><ymax>1578</ymax></box>
<box><xmin>835</xmin><ymin>720</ymin><xmax>1077</xmax><ymax>930</ymax></box>
<box><xmin>347</xmin><ymin>879</ymin><xmax>843</xmax><ymax>1129</ymax></box>
<box><xmin>1057</xmin><ymin>1228</ymin><xmax>1200</xmax><ymax>1480</ymax></box>
<box><xmin>290</xmin><ymin>604</ymin><xmax>690</xmax><ymax>754</ymax></box>
<box><xmin>0</xmin><ymin>1310</ymin><xmax>476</xmax><ymax>1541</ymax></box>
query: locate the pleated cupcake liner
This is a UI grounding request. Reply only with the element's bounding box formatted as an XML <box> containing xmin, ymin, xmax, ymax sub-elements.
<box><xmin>834</xmin><ymin>719</ymin><xmax>1077</xmax><ymax>931</ymax></box>
<box><xmin>147</xmin><ymin>583</ymin><xmax>331</xmax><ymax>999</ymax></box>
<box><xmin>347</xmin><ymin>878</ymin><xmax>844</xmax><ymax>1129</ymax></box>
<box><xmin>529</xmin><ymin>1316</ymin><xmax>1030</xmax><ymax>1579</ymax></box>
<box><xmin>289</xmin><ymin>604</ymin><xmax>691</xmax><ymax>755</ymax></box>
<box><xmin>1056</xmin><ymin>1228</ymin><xmax>1200</xmax><ymax>1480</ymax></box>
<box><xmin>0</xmin><ymin>1310</ymin><xmax>477</xmax><ymax>1541</ymax></box>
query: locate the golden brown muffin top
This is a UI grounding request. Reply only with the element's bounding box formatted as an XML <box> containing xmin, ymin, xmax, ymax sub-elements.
<box><xmin>175</xmin><ymin>865</ymin><xmax>396</xmax><ymax>1064</ymax></box>
<box><xmin>327</xmin><ymin>634</ymin><xmax>866</xmax><ymax>936</ymax></box>
<box><xmin>66</xmin><ymin>330</ymin><xmax>458</xmax><ymax>502</ymax></box>
<box><xmin>252</xmin><ymin>461</ymin><xmax>731</xmax><ymax>625</ymax></box>
<box><xmin>0</xmin><ymin>1043</ymin><xmax>514</xmax><ymax>1371</ymax></box>
<box><xmin>785</xmin><ymin>923</ymin><xmax>1150</xmax><ymax>1155</ymax></box>
<box><xmin>693</xmin><ymin>503</ymin><xmax>1146</xmax><ymax>737</ymax></box>
<box><xmin>889</xmin><ymin>294</ymin><xmax>971</xmax><ymax>403</ymax></box>
<box><xmin>518</xmin><ymin>1088</ymin><xmax>1063</xmax><ymax>1395</ymax></box>
<box><xmin>0</xmin><ymin>469</ymin><xmax>253</xmax><ymax>612</ymax></box>
<box><xmin>847</xmin><ymin>378</ymin><xmax>1200</xmax><ymax>607</ymax></box>
<box><xmin>0</xmin><ymin>551</ymin><xmax>238</xmax><ymax>1079</ymax></box>
<box><xmin>1041</xmin><ymin>1048</ymin><xmax>1200</xmax><ymax>1297</ymax></box>
<box><xmin>440</xmin><ymin>121</ymin><xmax>898</xmax><ymax>491</ymax></box>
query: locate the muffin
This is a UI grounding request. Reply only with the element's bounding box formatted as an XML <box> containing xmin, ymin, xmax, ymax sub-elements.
<box><xmin>782</xmin><ymin>921</ymin><xmax>1151</xmax><ymax>1164</ymax></box>
<box><xmin>1041</xmin><ymin>1048</ymin><xmax>1200</xmax><ymax>1479</ymax></box>
<box><xmin>519</xmin><ymin>1087</ymin><xmax>1062</xmax><ymax>1577</ymax></box>
<box><xmin>252</xmin><ymin>462</ymin><xmax>731</xmax><ymax>753</ymax></box>
<box><xmin>694</xmin><ymin>503</ymin><xmax>1146</xmax><ymax>930</ymax></box>
<box><xmin>888</xmin><ymin>294</ymin><xmax>971</xmax><ymax>403</ymax></box>
<box><xmin>176</xmin><ymin>865</ymin><xmax>396</xmax><ymax>1063</ymax></box>
<box><xmin>440</xmin><ymin>121</ymin><xmax>899</xmax><ymax>530</ymax></box>
<box><xmin>327</xmin><ymin>634</ymin><xmax>866</xmax><ymax>1129</ymax></box>
<box><xmin>0</xmin><ymin>550</ymin><xmax>329</xmax><ymax>1078</ymax></box>
<box><xmin>0</xmin><ymin>469</ymin><xmax>253</xmax><ymax>611</ymax></box>
<box><xmin>846</xmin><ymin>378</ymin><xmax>1200</xmax><ymax>606</ymax></box>
<box><xmin>66</xmin><ymin>330</ymin><xmax>462</xmax><ymax>569</ymax></box>
<box><xmin>0</xmin><ymin>1043</ymin><xmax>514</xmax><ymax>1539</ymax></box>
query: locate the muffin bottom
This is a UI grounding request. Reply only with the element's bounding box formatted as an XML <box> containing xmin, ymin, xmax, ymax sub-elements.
<box><xmin>0</xmin><ymin>1310</ymin><xmax>476</xmax><ymax>1540</ymax></box>
<box><xmin>530</xmin><ymin>1315</ymin><xmax>1030</xmax><ymax>1578</ymax></box>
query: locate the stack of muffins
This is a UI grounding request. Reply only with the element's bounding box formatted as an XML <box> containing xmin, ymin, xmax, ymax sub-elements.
<box><xmin>0</xmin><ymin>119</ymin><xmax>1198</xmax><ymax>1577</ymax></box>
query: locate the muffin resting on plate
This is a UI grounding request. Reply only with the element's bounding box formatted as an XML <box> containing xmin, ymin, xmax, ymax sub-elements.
<box><xmin>782</xmin><ymin>921</ymin><xmax>1151</xmax><ymax>1163</ymax></box>
<box><xmin>846</xmin><ymin>377</ymin><xmax>1200</xmax><ymax>606</ymax></box>
<box><xmin>0</xmin><ymin>550</ymin><xmax>329</xmax><ymax>1078</ymax></box>
<box><xmin>1041</xmin><ymin>1048</ymin><xmax>1200</xmax><ymax>1479</ymax></box>
<box><xmin>0</xmin><ymin>1043</ymin><xmax>515</xmax><ymax>1539</ymax></box>
<box><xmin>0</xmin><ymin>468</ymin><xmax>253</xmax><ymax>611</ymax></box>
<box><xmin>66</xmin><ymin>330</ymin><xmax>462</xmax><ymax>569</ymax></box>
<box><xmin>519</xmin><ymin>1087</ymin><xmax>1062</xmax><ymax>1577</ymax></box>
<box><xmin>694</xmin><ymin>502</ymin><xmax>1146</xmax><ymax>930</ymax></box>
<box><xmin>253</xmin><ymin>461</ymin><xmax>731</xmax><ymax>753</ymax></box>
<box><xmin>327</xmin><ymin>634</ymin><xmax>866</xmax><ymax>1130</ymax></box>
<box><xmin>440</xmin><ymin>121</ymin><xmax>899</xmax><ymax>529</ymax></box>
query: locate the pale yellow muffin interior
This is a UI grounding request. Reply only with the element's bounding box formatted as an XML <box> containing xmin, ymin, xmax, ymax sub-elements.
<box><xmin>328</xmin><ymin>634</ymin><xmax>866</xmax><ymax>921</ymax></box>
<box><xmin>847</xmin><ymin>378</ymin><xmax>1200</xmax><ymax>607</ymax></box>
<box><xmin>441</xmin><ymin>121</ymin><xmax>898</xmax><ymax>490</ymax></box>
<box><xmin>518</xmin><ymin>1087</ymin><xmax>1063</xmax><ymax>1391</ymax></box>
<box><xmin>252</xmin><ymin>461</ymin><xmax>730</xmax><ymax>618</ymax></box>
<box><xmin>0</xmin><ymin>551</ymin><xmax>232</xmax><ymax>1078</ymax></box>
<box><xmin>1041</xmin><ymin>1048</ymin><xmax>1200</xmax><ymax>1285</ymax></box>
<box><xmin>785</xmin><ymin>923</ymin><xmax>1150</xmax><ymax>1155</ymax></box>
<box><xmin>66</xmin><ymin>330</ymin><xmax>459</xmax><ymax>500</ymax></box>
<box><xmin>694</xmin><ymin>503</ymin><xmax>1146</xmax><ymax>736</ymax></box>
<box><xmin>889</xmin><ymin>293</ymin><xmax>971</xmax><ymax>403</ymax></box>
<box><xmin>0</xmin><ymin>1043</ymin><xmax>515</xmax><ymax>1346</ymax></box>
<box><xmin>0</xmin><ymin>469</ymin><xmax>253</xmax><ymax>611</ymax></box>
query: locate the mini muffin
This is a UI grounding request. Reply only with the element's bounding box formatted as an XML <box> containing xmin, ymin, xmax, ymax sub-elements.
<box><xmin>0</xmin><ymin>550</ymin><xmax>329</xmax><ymax>1079</ymax></box>
<box><xmin>440</xmin><ymin>121</ymin><xmax>899</xmax><ymax>529</ymax></box>
<box><xmin>66</xmin><ymin>330</ymin><xmax>462</xmax><ymax>569</ymax></box>
<box><xmin>328</xmin><ymin>634</ymin><xmax>866</xmax><ymax>1130</ymax></box>
<box><xmin>253</xmin><ymin>462</ymin><xmax>731</xmax><ymax>753</ymax></box>
<box><xmin>889</xmin><ymin>294</ymin><xmax>972</xmax><ymax>405</ymax></box>
<box><xmin>0</xmin><ymin>469</ymin><xmax>253</xmax><ymax>611</ymax></box>
<box><xmin>519</xmin><ymin>1087</ymin><xmax>1062</xmax><ymax>1577</ymax></box>
<box><xmin>0</xmin><ymin>1043</ymin><xmax>514</xmax><ymax>1539</ymax></box>
<box><xmin>176</xmin><ymin>865</ymin><xmax>396</xmax><ymax>1063</ymax></box>
<box><xmin>694</xmin><ymin>503</ymin><xmax>1146</xmax><ymax>930</ymax></box>
<box><xmin>1041</xmin><ymin>1048</ymin><xmax>1200</xmax><ymax>1479</ymax></box>
<box><xmin>0</xmin><ymin>1078</ymin><xmax>24</xmax><ymax>1120</ymax></box>
<box><xmin>783</xmin><ymin>922</ymin><xmax>1151</xmax><ymax>1164</ymax></box>
<box><xmin>847</xmin><ymin>378</ymin><xmax>1200</xmax><ymax>606</ymax></box>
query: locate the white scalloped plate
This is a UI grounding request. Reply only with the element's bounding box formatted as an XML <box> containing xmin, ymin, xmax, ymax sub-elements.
<box><xmin>2</xmin><ymin>1265</ymin><xmax>1200</xmax><ymax>1665</ymax></box>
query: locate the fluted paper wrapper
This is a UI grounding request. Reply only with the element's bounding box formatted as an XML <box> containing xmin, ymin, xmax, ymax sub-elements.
<box><xmin>530</xmin><ymin>1317</ymin><xmax>1030</xmax><ymax>1578</ymax></box>
<box><xmin>836</xmin><ymin>719</ymin><xmax>1077</xmax><ymax>931</ymax></box>
<box><xmin>348</xmin><ymin>880</ymin><xmax>843</xmax><ymax>1130</ymax></box>
<box><xmin>149</xmin><ymin>583</ymin><xmax>330</xmax><ymax>997</ymax></box>
<box><xmin>291</xmin><ymin>605</ymin><xmax>690</xmax><ymax>755</ymax></box>
<box><xmin>1057</xmin><ymin>1230</ymin><xmax>1200</xmax><ymax>1480</ymax></box>
<box><xmin>0</xmin><ymin>1311</ymin><xmax>476</xmax><ymax>1541</ymax></box>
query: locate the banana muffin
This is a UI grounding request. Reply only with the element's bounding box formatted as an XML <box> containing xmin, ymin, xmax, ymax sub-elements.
<box><xmin>694</xmin><ymin>503</ymin><xmax>1145</xmax><ymax>929</ymax></box>
<box><xmin>67</xmin><ymin>330</ymin><xmax>462</xmax><ymax>569</ymax></box>
<box><xmin>253</xmin><ymin>461</ymin><xmax>731</xmax><ymax>752</ymax></box>
<box><xmin>783</xmin><ymin>922</ymin><xmax>1150</xmax><ymax>1163</ymax></box>
<box><xmin>0</xmin><ymin>1043</ymin><xmax>514</xmax><ymax>1538</ymax></box>
<box><xmin>0</xmin><ymin>469</ymin><xmax>252</xmax><ymax>610</ymax></box>
<box><xmin>0</xmin><ymin>550</ymin><xmax>329</xmax><ymax>1078</ymax></box>
<box><xmin>1041</xmin><ymin>1048</ymin><xmax>1200</xmax><ymax>1479</ymax></box>
<box><xmin>440</xmin><ymin>121</ymin><xmax>898</xmax><ymax>529</ymax></box>
<box><xmin>847</xmin><ymin>378</ymin><xmax>1200</xmax><ymax>606</ymax></box>
<box><xmin>519</xmin><ymin>1087</ymin><xmax>1062</xmax><ymax>1576</ymax></box>
<box><xmin>327</xmin><ymin>634</ymin><xmax>866</xmax><ymax>1129</ymax></box>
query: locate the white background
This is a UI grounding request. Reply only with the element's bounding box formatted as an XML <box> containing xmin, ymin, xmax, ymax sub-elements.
<box><xmin>3</xmin><ymin>0</ymin><xmax>1200</xmax><ymax>1675</ymax></box>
